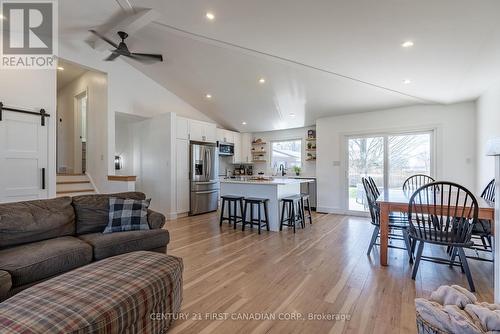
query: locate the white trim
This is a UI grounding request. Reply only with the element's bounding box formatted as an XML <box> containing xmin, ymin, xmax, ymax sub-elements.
<box><xmin>85</xmin><ymin>172</ymin><xmax>99</xmax><ymax>193</ymax></box>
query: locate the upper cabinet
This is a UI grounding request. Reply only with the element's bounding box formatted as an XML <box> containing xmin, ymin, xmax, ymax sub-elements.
<box><xmin>176</xmin><ymin>117</ymin><xmax>190</xmax><ymax>140</ymax></box>
<box><xmin>232</xmin><ymin>132</ymin><xmax>241</xmax><ymax>164</ymax></box>
<box><xmin>189</xmin><ymin>120</ymin><xmax>216</xmax><ymax>143</ymax></box>
<box><xmin>240</xmin><ymin>133</ymin><xmax>252</xmax><ymax>163</ymax></box>
<box><xmin>216</xmin><ymin>128</ymin><xmax>235</xmax><ymax>143</ymax></box>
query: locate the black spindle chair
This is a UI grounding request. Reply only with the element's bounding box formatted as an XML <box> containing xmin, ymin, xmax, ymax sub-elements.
<box><xmin>408</xmin><ymin>182</ymin><xmax>478</xmax><ymax>292</ymax></box>
<box><xmin>362</xmin><ymin>178</ymin><xmax>412</xmax><ymax>257</ymax></box>
<box><xmin>367</xmin><ymin>176</ymin><xmax>380</xmax><ymax>197</ymax></box>
<box><xmin>469</xmin><ymin>179</ymin><xmax>495</xmax><ymax>255</ymax></box>
<box><xmin>403</xmin><ymin>174</ymin><xmax>435</xmax><ymax>195</ymax></box>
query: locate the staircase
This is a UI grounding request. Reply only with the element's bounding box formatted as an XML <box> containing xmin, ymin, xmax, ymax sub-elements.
<box><xmin>56</xmin><ymin>174</ymin><xmax>96</xmax><ymax>197</ymax></box>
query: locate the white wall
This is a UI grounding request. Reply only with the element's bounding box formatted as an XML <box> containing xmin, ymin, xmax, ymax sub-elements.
<box><xmin>477</xmin><ymin>82</ymin><xmax>500</xmax><ymax>191</ymax></box>
<box><xmin>57</xmin><ymin>70</ymin><xmax>108</xmax><ymax>192</ymax></box>
<box><xmin>0</xmin><ymin>69</ymin><xmax>57</xmax><ymax>198</ymax></box>
<box><xmin>248</xmin><ymin>126</ymin><xmax>316</xmax><ymax>176</ymax></box>
<box><xmin>58</xmin><ymin>39</ymin><xmax>215</xmax><ymax>194</ymax></box>
<box><xmin>316</xmin><ymin>102</ymin><xmax>477</xmax><ymax>213</ymax></box>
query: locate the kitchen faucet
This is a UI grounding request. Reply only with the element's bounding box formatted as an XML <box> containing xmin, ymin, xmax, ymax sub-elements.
<box><xmin>279</xmin><ymin>164</ymin><xmax>287</xmax><ymax>176</ymax></box>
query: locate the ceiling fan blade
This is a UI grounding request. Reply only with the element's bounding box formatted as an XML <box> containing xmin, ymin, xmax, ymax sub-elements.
<box><xmin>129</xmin><ymin>52</ymin><xmax>163</xmax><ymax>64</ymax></box>
<box><xmin>104</xmin><ymin>52</ymin><xmax>121</xmax><ymax>61</ymax></box>
<box><xmin>89</xmin><ymin>29</ymin><xmax>119</xmax><ymax>49</ymax></box>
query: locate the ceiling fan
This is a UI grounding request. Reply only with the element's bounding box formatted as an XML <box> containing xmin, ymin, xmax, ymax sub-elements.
<box><xmin>89</xmin><ymin>30</ymin><xmax>163</xmax><ymax>64</ymax></box>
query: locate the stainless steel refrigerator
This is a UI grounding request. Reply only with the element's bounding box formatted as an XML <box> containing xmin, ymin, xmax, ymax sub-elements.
<box><xmin>189</xmin><ymin>141</ymin><xmax>219</xmax><ymax>215</ymax></box>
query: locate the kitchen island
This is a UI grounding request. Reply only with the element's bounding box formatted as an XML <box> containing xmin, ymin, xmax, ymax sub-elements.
<box><xmin>220</xmin><ymin>177</ymin><xmax>314</xmax><ymax>231</ymax></box>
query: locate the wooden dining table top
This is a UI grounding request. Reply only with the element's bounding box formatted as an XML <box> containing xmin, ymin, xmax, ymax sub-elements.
<box><xmin>377</xmin><ymin>189</ymin><xmax>494</xmax><ymax>215</ymax></box>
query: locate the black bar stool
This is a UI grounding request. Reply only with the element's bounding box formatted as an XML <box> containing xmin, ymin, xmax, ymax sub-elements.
<box><xmin>242</xmin><ymin>197</ymin><xmax>270</xmax><ymax>234</ymax></box>
<box><xmin>300</xmin><ymin>193</ymin><xmax>313</xmax><ymax>225</ymax></box>
<box><xmin>280</xmin><ymin>195</ymin><xmax>304</xmax><ymax>233</ymax></box>
<box><xmin>220</xmin><ymin>195</ymin><xmax>245</xmax><ymax>229</ymax></box>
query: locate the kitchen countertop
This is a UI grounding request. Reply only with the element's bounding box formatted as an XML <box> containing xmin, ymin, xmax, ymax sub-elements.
<box><xmin>220</xmin><ymin>177</ymin><xmax>314</xmax><ymax>185</ymax></box>
<box><xmin>219</xmin><ymin>175</ymin><xmax>316</xmax><ymax>180</ymax></box>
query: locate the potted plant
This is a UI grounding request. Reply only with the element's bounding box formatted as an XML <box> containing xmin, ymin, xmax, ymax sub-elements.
<box><xmin>292</xmin><ymin>166</ymin><xmax>301</xmax><ymax>176</ymax></box>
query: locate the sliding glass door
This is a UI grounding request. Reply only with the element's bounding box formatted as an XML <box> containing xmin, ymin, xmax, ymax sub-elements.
<box><xmin>347</xmin><ymin>131</ymin><xmax>433</xmax><ymax>212</ymax></box>
<box><xmin>348</xmin><ymin>136</ymin><xmax>384</xmax><ymax>211</ymax></box>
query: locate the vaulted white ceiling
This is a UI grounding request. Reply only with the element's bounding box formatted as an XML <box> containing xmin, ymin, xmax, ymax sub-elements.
<box><xmin>59</xmin><ymin>0</ymin><xmax>500</xmax><ymax>132</ymax></box>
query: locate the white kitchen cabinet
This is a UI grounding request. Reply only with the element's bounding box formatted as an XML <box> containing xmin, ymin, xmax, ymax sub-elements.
<box><xmin>204</xmin><ymin>123</ymin><xmax>217</xmax><ymax>143</ymax></box>
<box><xmin>176</xmin><ymin>117</ymin><xmax>189</xmax><ymax>140</ymax></box>
<box><xmin>175</xmin><ymin>138</ymin><xmax>190</xmax><ymax>214</ymax></box>
<box><xmin>232</xmin><ymin>132</ymin><xmax>241</xmax><ymax>163</ymax></box>
<box><xmin>189</xmin><ymin>120</ymin><xmax>205</xmax><ymax>142</ymax></box>
<box><xmin>216</xmin><ymin>128</ymin><xmax>234</xmax><ymax>143</ymax></box>
<box><xmin>189</xmin><ymin>120</ymin><xmax>216</xmax><ymax>143</ymax></box>
<box><xmin>216</xmin><ymin>128</ymin><xmax>226</xmax><ymax>142</ymax></box>
<box><xmin>240</xmin><ymin>133</ymin><xmax>252</xmax><ymax>163</ymax></box>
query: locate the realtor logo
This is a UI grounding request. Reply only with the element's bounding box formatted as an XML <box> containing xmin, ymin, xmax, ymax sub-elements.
<box><xmin>1</xmin><ymin>0</ymin><xmax>58</xmax><ymax>69</ymax></box>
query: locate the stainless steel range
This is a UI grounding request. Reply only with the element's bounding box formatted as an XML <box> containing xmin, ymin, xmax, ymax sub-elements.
<box><xmin>189</xmin><ymin>141</ymin><xmax>219</xmax><ymax>215</ymax></box>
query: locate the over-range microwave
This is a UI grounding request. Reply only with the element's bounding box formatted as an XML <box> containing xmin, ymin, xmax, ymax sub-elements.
<box><xmin>218</xmin><ymin>142</ymin><xmax>234</xmax><ymax>156</ymax></box>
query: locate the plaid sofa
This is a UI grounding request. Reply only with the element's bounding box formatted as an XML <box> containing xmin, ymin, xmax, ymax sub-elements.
<box><xmin>0</xmin><ymin>251</ymin><xmax>183</xmax><ymax>334</ymax></box>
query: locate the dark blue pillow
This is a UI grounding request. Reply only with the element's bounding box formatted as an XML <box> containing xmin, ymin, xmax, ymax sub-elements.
<box><xmin>103</xmin><ymin>197</ymin><xmax>151</xmax><ymax>233</ymax></box>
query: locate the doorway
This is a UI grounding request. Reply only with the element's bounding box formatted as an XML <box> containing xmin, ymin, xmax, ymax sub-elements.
<box><xmin>75</xmin><ymin>91</ymin><xmax>88</xmax><ymax>174</ymax></box>
<box><xmin>346</xmin><ymin>130</ymin><xmax>434</xmax><ymax>212</ymax></box>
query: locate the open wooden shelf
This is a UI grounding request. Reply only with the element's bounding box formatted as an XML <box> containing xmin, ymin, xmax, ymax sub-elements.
<box><xmin>305</xmin><ymin>138</ymin><xmax>317</xmax><ymax>141</ymax></box>
<box><xmin>251</xmin><ymin>151</ymin><xmax>266</xmax><ymax>154</ymax></box>
<box><xmin>252</xmin><ymin>160</ymin><xmax>267</xmax><ymax>163</ymax></box>
<box><xmin>252</xmin><ymin>142</ymin><xmax>267</xmax><ymax>145</ymax></box>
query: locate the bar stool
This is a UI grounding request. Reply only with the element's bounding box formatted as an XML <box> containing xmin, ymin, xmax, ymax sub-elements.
<box><xmin>220</xmin><ymin>195</ymin><xmax>245</xmax><ymax>229</ymax></box>
<box><xmin>242</xmin><ymin>197</ymin><xmax>270</xmax><ymax>234</ymax></box>
<box><xmin>280</xmin><ymin>195</ymin><xmax>304</xmax><ymax>233</ymax></box>
<box><xmin>300</xmin><ymin>193</ymin><xmax>313</xmax><ymax>225</ymax></box>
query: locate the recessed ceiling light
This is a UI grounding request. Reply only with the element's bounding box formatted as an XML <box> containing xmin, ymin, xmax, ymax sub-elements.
<box><xmin>403</xmin><ymin>79</ymin><xmax>411</xmax><ymax>84</ymax></box>
<box><xmin>205</xmin><ymin>94</ymin><xmax>212</xmax><ymax>99</ymax></box>
<box><xmin>57</xmin><ymin>66</ymin><xmax>64</xmax><ymax>71</ymax></box>
<box><xmin>401</xmin><ymin>41</ymin><xmax>414</xmax><ymax>48</ymax></box>
<box><xmin>0</xmin><ymin>15</ymin><xmax>4</xmax><ymax>20</ymax></box>
<box><xmin>206</xmin><ymin>12</ymin><xmax>215</xmax><ymax>21</ymax></box>
<box><xmin>242</xmin><ymin>121</ymin><xmax>247</xmax><ymax>125</ymax></box>
<box><xmin>258</xmin><ymin>78</ymin><xmax>266</xmax><ymax>84</ymax></box>
<box><xmin>289</xmin><ymin>113</ymin><xmax>296</xmax><ymax>117</ymax></box>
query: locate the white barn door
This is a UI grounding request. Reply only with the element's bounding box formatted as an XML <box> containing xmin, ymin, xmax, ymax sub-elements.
<box><xmin>0</xmin><ymin>111</ymin><xmax>48</xmax><ymax>202</ymax></box>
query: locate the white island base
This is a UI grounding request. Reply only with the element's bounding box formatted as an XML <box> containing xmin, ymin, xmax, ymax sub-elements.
<box><xmin>220</xmin><ymin>179</ymin><xmax>311</xmax><ymax>232</ymax></box>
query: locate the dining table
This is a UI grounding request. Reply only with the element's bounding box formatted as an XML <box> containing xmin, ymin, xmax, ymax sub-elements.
<box><xmin>376</xmin><ymin>189</ymin><xmax>495</xmax><ymax>266</ymax></box>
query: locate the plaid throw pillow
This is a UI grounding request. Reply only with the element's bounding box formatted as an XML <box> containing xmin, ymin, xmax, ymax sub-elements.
<box><xmin>103</xmin><ymin>197</ymin><xmax>151</xmax><ymax>233</ymax></box>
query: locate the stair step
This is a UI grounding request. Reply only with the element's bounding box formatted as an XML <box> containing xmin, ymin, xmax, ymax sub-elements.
<box><xmin>57</xmin><ymin>189</ymin><xmax>94</xmax><ymax>194</ymax></box>
<box><xmin>56</xmin><ymin>174</ymin><xmax>89</xmax><ymax>183</ymax></box>
<box><xmin>56</xmin><ymin>191</ymin><xmax>95</xmax><ymax>198</ymax></box>
<box><xmin>56</xmin><ymin>181</ymin><xmax>91</xmax><ymax>185</ymax></box>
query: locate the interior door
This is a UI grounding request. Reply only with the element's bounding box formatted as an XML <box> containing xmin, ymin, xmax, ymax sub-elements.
<box><xmin>0</xmin><ymin>111</ymin><xmax>48</xmax><ymax>203</ymax></box>
<box><xmin>74</xmin><ymin>91</ymin><xmax>87</xmax><ymax>174</ymax></box>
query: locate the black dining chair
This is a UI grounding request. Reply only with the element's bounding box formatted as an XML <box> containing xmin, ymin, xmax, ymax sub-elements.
<box><xmin>402</xmin><ymin>174</ymin><xmax>435</xmax><ymax>195</ymax></box>
<box><xmin>362</xmin><ymin>178</ymin><xmax>412</xmax><ymax>257</ymax></box>
<box><xmin>367</xmin><ymin>176</ymin><xmax>380</xmax><ymax>197</ymax></box>
<box><xmin>408</xmin><ymin>181</ymin><xmax>479</xmax><ymax>292</ymax></box>
<box><xmin>470</xmin><ymin>179</ymin><xmax>495</xmax><ymax>254</ymax></box>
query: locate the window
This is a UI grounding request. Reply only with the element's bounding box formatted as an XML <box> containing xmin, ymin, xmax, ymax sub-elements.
<box><xmin>271</xmin><ymin>140</ymin><xmax>302</xmax><ymax>169</ymax></box>
<box><xmin>347</xmin><ymin>131</ymin><xmax>433</xmax><ymax>212</ymax></box>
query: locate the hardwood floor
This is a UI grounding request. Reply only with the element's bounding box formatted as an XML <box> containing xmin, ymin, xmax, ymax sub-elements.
<box><xmin>166</xmin><ymin>212</ymin><xmax>493</xmax><ymax>334</ymax></box>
